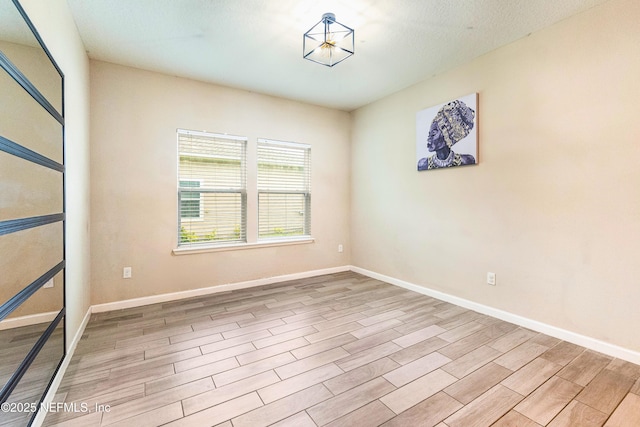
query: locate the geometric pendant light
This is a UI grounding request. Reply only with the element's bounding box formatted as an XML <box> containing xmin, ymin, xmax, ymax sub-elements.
<box><xmin>303</xmin><ymin>13</ymin><xmax>355</xmax><ymax>67</ymax></box>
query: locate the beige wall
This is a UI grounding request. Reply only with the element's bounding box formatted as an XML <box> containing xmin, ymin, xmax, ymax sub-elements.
<box><xmin>89</xmin><ymin>61</ymin><xmax>351</xmax><ymax>304</ymax></box>
<box><xmin>21</xmin><ymin>0</ymin><xmax>92</xmax><ymax>346</ymax></box>
<box><xmin>351</xmin><ymin>0</ymin><xmax>640</xmax><ymax>351</ymax></box>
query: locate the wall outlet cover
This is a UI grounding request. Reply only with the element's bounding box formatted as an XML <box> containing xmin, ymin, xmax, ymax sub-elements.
<box><xmin>487</xmin><ymin>272</ymin><xmax>496</xmax><ymax>286</ymax></box>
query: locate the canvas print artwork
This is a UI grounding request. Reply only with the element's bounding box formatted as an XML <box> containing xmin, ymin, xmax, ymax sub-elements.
<box><xmin>416</xmin><ymin>93</ymin><xmax>478</xmax><ymax>171</ymax></box>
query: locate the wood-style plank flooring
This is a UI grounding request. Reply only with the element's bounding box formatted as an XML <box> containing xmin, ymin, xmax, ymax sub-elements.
<box><xmin>42</xmin><ymin>272</ymin><xmax>640</xmax><ymax>426</ymax></box>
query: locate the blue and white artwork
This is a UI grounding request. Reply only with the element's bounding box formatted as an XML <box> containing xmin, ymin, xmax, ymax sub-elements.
<box><xmin>417</xmin><ymin>93</ymin><xmax>478</xmax><ymax>171</ymax></box>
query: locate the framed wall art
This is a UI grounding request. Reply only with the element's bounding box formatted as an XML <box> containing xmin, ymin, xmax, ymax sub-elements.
<box><xmin>417</xmin><ymin>93</ymin><xmax>478</xmax><ymax>171</ymax></box>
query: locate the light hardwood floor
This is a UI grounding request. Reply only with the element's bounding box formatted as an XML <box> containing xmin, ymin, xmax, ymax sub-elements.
<box><xmin>41</xmin><ymin>272</ymin><xmax>640</xmax><ymax>427</ymax></box>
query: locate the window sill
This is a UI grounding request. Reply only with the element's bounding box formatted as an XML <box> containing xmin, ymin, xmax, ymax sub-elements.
<box><xmin>172</xmin><ymin>237</ymin><xmax>315</xmax><ymax>255</ymax></box>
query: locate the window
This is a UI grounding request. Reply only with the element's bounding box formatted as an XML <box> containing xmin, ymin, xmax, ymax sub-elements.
<box><xmin>175</xmin><ymin>131</ymin><xmax>312</xmax><ymax>251</ymax></box>
<box><xmin>179</xmin><ymin>179</ymin><xmax>203</xmax><ymax>220</ymax></box>
<box><xmin>257</xmin><ymin>139</ymin><xmax>311</xmax><ymax>240</ymax></box>
<box><xmin>177</xmin><ymin>130</ymin><xmax>246</xmax><ymax>246</ymax></box>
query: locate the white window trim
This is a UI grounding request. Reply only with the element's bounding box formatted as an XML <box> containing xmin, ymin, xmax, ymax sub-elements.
<box><xmin>178</xmin><ymin>129</ymin><xmax>248</xmax><ymax>141</ymax></box>
<box><xmin>172</xmin><ymin>236</ymin><xmax>314</xmax><ymax>255</ymax></box>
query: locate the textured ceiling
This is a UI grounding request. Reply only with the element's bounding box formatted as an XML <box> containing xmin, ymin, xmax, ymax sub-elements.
<box><xmin>66</xmin><ymin>0</ymin><xmax>609</xmax><ymax>111</ymax></box>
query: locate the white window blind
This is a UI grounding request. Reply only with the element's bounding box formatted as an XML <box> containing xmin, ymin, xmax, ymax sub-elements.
<box><xmin>178</xmin><ymin>130</ymin><xmax>246</xmax><ymax>246</ymax></box>
<box><xmin>257</xmin><ymin>139</ymin><xmax>311</xmax><ymax>240</ymax></box>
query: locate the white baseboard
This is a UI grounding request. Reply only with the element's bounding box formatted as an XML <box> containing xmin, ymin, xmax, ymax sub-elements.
<box><xmin>31</xmin><ymin>306</ymin><xmax>92</xmax><ymax>427</ymax></box>
<box><xmin>92</xmin><ymin>265</ymin><xmax>351</xmax><ymax>313</ymax></box>
<box><xmin>0</xmin><ymin>311</ymin><xmax>58</xmax><ymax>331</ymax></box>
<box><xmin>350</xmin><ymin>265</ymin><xmax>640</xmax><ymax>365</ymax></box>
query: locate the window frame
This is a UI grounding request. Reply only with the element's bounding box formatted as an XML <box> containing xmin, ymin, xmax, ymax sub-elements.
<box><xmin>177</xmin><ymin>129</ymin><xmax>247</xmax><ymax>247</ymax></box>
<box><xmin>256</xmin><ymin>138</ymin><xmax>312</xmax><ymax>242</ymax></box>
<box><xmin>174</xmin><ymin>132</ymin><xmax>315</xmax><ymax>254</ymax></box>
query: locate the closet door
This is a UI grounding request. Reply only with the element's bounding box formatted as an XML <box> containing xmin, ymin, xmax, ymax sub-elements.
<box><xmin>0</xmin><ymin>0</ymin><xmax>65</xmax><ymax>425</ymax></box>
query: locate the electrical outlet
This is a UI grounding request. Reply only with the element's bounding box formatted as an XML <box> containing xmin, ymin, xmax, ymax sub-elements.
<box><xmin>487</xmin><ymin>272</ymin><xmax>496</xmax><ymax>286</ymax></box>
<box><xmin>123</xmin><ymin>267</ymin><xmax>132</xmax><ymax>279</ymax></box>
<box><xmin>338</xmin><ymin>244</ymin><xmax>344</xmax><ymax>253</ymax></box>
<box><xmin>43</xmin><ymin>278</ymin><xmax>54</xmax><ymax>288</ymax></box>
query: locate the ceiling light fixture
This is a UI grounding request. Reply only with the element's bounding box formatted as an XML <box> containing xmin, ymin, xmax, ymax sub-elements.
<box><xmin>303</xmin><ymin>12</ymin><xmax>354</xmax><ymax>67</ymax></box>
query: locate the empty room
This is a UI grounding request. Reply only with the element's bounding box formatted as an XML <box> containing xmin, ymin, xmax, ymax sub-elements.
<box><xmin>1</xmin><ymin>0</ymin><xmax>639</xmax><ymax>426</ymax></box>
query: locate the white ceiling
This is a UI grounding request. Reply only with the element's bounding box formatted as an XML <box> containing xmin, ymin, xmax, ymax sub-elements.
<box><xmin>66</xmin><ymin>0</ymin><xmax>609</xmax><ymax>111</ymax></box>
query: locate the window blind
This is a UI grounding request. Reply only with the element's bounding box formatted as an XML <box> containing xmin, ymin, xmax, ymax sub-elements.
<box><xmin>177</xmin><ymin>130</ymin><xmax>246</xmax><ymax>246</ymax></box>
<box><xmin>257</xmin><ymin>139</ymin><xmax>311</xmax><ymax>240</ymax></box>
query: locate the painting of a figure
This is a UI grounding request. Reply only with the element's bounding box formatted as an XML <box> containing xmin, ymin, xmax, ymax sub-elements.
<box><xmin>416</xmin><ymin>93</ymin><xmax>478</xmax><ymax>171</ymax></box>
